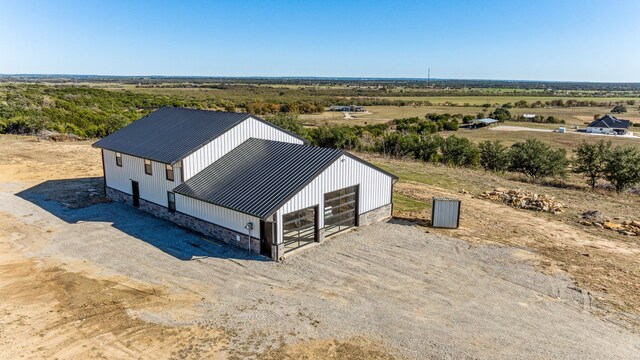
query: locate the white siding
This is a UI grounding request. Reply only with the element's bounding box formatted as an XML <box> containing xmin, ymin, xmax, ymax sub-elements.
<box><xmin>182</xmin><ymin>117</ymin><xmax>304</xmax><ymax>180</ymax></box>
<box><xmin>275</xmin><ymin>154</ymin><xmax>393</xmax><ymax>244</ymax></box>
<box><xmin>175</xmin><ymin>195</ymin><xmax>261</xmax><ymax>238</ymax></box>
<box><xmin>103</xmin><ymin>149</ymin><xmax>181</xmax><ymax>206</ymax></box>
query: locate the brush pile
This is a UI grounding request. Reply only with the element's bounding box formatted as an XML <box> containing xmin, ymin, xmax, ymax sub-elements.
<box><xmin>479</xmin><ymin>188</ymin><xmax>566</xmax><ymax>214</ymax></box>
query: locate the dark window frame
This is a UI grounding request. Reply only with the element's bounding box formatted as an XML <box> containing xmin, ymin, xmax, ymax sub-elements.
<box><xmin>115</xmin><ymin>152</ymin><xmax>122</xmax><ymax>167</ymax></box>
<box><xmin>144</xmin><ymin>159</ymin><xmax>152</xmax><ymax>175</ymax></box>
<box><xmin>165</xmin><ymin>164</ymin><xmax>174</xmax><ymax>181</ymax></box>
<box><xmin>167</xmin><ymin>191</ymin><xmax>176</xmax><ymax>212</ymax></box>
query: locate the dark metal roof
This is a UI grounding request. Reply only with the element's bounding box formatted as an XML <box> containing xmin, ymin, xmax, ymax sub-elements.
<box><xmin>588</xmin><ymin>114</ymin><xmax>630</xmax><ymax>129</ymax></box>
<box><xmin>173</xmin><ymin>138</ymin><xmax>344</xmax><ymax>219</ymax></box>
<box><xmin>93</xmin><ymin>107</ymin><xmax>308</xmax><ymax>164</ymax></box>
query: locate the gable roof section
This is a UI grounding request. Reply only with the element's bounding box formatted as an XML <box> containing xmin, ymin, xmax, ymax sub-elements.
<box><xmin>172</xmin><ymin>138</ymin><xmax>397</xmax><ymax>219</ymax></box>
<box><xmin>93</xmin><ymin>107</ymin><xmax>308</xmax><ymax>164</ymax></box>
<box><xmin>587</xmin><ymin>114</ymin><xmax>630</xmax><ymax>129</ymax></box>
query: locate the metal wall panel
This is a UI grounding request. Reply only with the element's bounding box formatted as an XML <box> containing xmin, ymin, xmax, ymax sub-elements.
<box><xmin>176</xmin><ymin>194</ymin><xmax>261</xmax><ymax>238</ymax></box>
<box><xmin>275</xmin><ymin>154</ymin><xmax>393</xmax><ymax>243</ymax></box>
<box><xmin>431</xmin><ymin>198</ymin><xmax>460</xmax><ymax>228</ymax></box>
<box><xmin>182</xmin><ymin>117</ymin><xmax>305</xmax><ymax>180</ymax></box>
<box><xmin>103</xmin><ymin>149</ymin><xmax>182</xmax><ymax>206</ymax></box>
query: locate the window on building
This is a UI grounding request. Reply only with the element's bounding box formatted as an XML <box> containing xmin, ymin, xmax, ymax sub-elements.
<box><xmin>144</xmin><ymin>159</ymin><xmax>152</xmax><ymax>175</ymax></box>
<box><xmin>165</xmin><ymin>164</ymin><xmax>174</xmax><ymax>181</ymax></box>
<box><xmin>167</xmin><ymin>192</ymin><xmax>176</xmax><ymax>212</ymax></box>
<box><xmin>115</xmin><ymin>152</ymin><xmax>122</xmax><ymax>167</ymax></box>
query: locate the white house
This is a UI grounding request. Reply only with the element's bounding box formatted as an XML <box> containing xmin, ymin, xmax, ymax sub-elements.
<box><xmin>93</xmin><ymin>107</ymin><xmax>396</xmax><ymax>260</ymax></box>
<box><xmin>586</xmin><ymin>114</ymin><xmax>631</xmax><ymax>135</ymax></box>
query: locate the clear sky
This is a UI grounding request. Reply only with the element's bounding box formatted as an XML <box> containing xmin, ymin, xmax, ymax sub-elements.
<box><xmin>1</xmin><ymin>0</ymin><xmax>639</xmax><ymax>82</ymax></box>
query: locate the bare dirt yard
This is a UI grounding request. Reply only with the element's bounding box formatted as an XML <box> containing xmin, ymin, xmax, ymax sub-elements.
<box><xmin>1</xmin><ymin>135</ymin><xmax>640</xmax><ymax>359</ymax></box>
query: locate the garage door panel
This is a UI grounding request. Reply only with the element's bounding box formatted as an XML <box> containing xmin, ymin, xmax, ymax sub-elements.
<box><xmin>324</xmin><ymin>185</ymin><xmax>358</xmax><ymax>237</ymax></box>
<box><xmin>282</xmin><ymin>206</ymin><xmax>317</xmax><ymax>253</ymax></box>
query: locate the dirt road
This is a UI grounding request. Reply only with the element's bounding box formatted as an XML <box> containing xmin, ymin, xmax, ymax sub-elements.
<box><xmin>1</xmin><ymin>135</ymin><xmax>640</xmax><ymax>359</ymax></box>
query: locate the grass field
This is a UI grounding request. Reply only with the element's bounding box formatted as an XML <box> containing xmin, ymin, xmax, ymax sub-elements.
<box><xmin>300</xmin><ymin>105</ymin><xmax>640</xmax><ymax>126</ymax></box>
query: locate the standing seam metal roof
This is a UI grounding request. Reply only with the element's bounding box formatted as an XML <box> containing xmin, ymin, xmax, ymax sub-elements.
<box><xmin>172</xmin><ymin>138</ymin><xmax>345</xmax><ymax>219</ymax></box>
<box><xmin>92</xmin><ymin>107</ymin><xmax>308</xmax><ymax>164</ymax></box>
<box><xmin>587</xmin><ymin>114</ymin><xmax>630</xmax><ymax>129</ymax></box>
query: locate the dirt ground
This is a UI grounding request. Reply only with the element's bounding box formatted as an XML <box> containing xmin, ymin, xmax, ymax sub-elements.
<box><xmin>1</xmin><ymin>135</ymin><xmax>640</xmax><ymax>359</ymax></box>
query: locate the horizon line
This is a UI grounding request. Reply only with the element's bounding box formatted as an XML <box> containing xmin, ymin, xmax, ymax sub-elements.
<box><xmin>1</xmin><ymin>73</ymin><xmax>640</xmax><ymax>85</ymax></box>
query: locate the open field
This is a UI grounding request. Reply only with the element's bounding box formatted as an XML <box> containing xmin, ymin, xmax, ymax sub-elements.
<box><xmin>300</xmin><ymin>105</ymin><xmax>640</xmax><ymax>126</ymax></box>
<box><xmin>1</xmin><ymin>135</ymin><xmax>640</xmax><ymax>359</ymax></box>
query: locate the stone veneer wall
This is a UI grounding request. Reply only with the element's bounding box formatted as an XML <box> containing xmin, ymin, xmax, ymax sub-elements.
<box><xmin>106</xmin><ymin>187</ymin><xmax>262</xmax><ymax>256</ymax></box>
<box><xmin>358</xmin><ymin>203</ymin><xmax>392</xmax><ymax>226</ymax></box>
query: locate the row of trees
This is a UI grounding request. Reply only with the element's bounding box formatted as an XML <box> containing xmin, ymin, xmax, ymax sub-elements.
<box><xmin>574</xmin><ymin>140</ymin><xmax>640</xmax><ymax>192</ymax></box>
<box><xmin>268</xmin><ymin>115</ymin><xmax>640</xmax><ymax>193</ymax></box>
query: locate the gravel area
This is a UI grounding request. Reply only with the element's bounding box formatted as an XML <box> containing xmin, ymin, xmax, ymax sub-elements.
<box><xmin>4</xmin><ymin>185</ymin><xmax>640</xmax><ymax>359</ymax></box>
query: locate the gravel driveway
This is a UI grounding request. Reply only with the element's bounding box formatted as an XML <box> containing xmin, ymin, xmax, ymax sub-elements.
<box><xmin>3</xmin><ymin>183</ymin><xmax>640</xmax><ymax>359</ymax></box>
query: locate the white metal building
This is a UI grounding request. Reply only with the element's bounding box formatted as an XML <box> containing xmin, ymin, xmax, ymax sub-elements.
<box><xmin>94</xmin><ymin>107</ymin><xmax>396</xmax><ymax>260</ymax></box>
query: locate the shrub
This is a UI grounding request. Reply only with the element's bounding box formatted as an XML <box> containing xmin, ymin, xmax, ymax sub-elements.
<box><xmin>573</xmin><ymin>140</ymin><xmax>611</xmax><ymax>189</ymax></box>
<box><xmin>490</xmin><ymin>107</ymin><xmax>511</xmax><ymax>122</ymax></box>
<box><xmin>508</xmin><ymin>139</ymin><xmax>568</xmax><ymax>181</ymax></box>
<box><xmin>611</xmin><ymin>105</ymin><xmax>627</xmax><ymax>113</ymax></box>
<box><xmin>443</xmin><ymin>119</ymin><xmax>459</xmax><ymax>131</ymax></box>
<box><xmin>415</xmin><ymin>134</ymin><xmax>443</xmax><ymax>163</ymax></box>
<box><xmin>266</xmin><ymin>114</ymin><xmax>308</xmax><ymax>139</ymax></box>
<box><xmin>479</xmin><ymin>140</ymin><xmax>510</xmax><ymax>172</ymax></box>
<box><xmin>603</xmin><ymin>146</ymin><xmax>640</xmax><ymax>193</ymax></box>
<box><xmin>440</xmin><ymin>136</ymin><xmax>479</xmax><ymax>167</ymax></box>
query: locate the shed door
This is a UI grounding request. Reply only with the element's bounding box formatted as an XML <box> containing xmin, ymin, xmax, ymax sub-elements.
<box><xmin>324</xmin><ymin>185</ymin><xmax>358</xmax><ymax>237</ymax></box>
<box><xmin>282</xmin><ymin>206</ymin><xmax>317</xmax><ymax>253</ymax></box>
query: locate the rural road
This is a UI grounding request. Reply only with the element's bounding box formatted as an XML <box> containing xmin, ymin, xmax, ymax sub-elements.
<box><xmin>491</xmin><ymin>125</ymin><xmax>640</xmax><ymax>139</ymax></box>
<box><xmin>1</xmin><ymin>178</ymin><xmax>640</xmax><ymax>359</ymax></box>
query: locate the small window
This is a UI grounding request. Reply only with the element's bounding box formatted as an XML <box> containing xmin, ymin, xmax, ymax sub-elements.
<box><xmin>144</xmin><ymin>159</ymin><xmax>152</xmax><ymax>175</ymax></box>
<box><xmin>167</xmin><ymin>192</ymin><xmax>176</xmax><ymax>212</ymax></box>
<box><xmin>115</xmin><ymin>152</ymin><xmax>122</xmax><ymax>167</ymax></box>
<box><xmin>165</xmin><ymin>164</ymin><xmax>174</xmax><ymax>181</ymax></box>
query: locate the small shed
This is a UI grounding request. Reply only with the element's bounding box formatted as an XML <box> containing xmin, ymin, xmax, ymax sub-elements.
<box><xmin>431</xmin><ymin>197</ymin><xmax>461</xmax><ymax>229</ymax></box>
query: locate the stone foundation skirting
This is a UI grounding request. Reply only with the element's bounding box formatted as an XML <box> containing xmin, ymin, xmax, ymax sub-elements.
<box><xmin>106</xmin><ymin>187</ymin><xmax>262</xmax><ymax>256</ymax></box>
<box><xmin>358</xmin><ymin>203</ymin><xmax>392</xmax><ymax>226</ymax></box>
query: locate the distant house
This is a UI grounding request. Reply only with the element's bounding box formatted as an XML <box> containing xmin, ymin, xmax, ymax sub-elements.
<box><xmin>586</xmin><ymin>114</ymin><xmax>631</xmax><ymax>135</ymax></box>
<box><xmin>328</xmin><ymin>105</ymin><xmax>365</xmax><ymax>112</ymax></box>
<box><xmin>523</xmin><ymin>114</ymin><xmax>536</xmax><ymax>119</ymax></box>
<box><xmin>470</xmin><ymin>118</ymin><xmax>499</xmax><ymax>129</ymax></box>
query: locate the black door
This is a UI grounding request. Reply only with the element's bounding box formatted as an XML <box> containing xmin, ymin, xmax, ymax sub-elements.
<box><xmin>260</xmin><ymin>220</ymin><xmax>276</xmax><ymax>258</ymax></box>
<box><xmin>131</xmin><ymin>180</ymin><xmax>140</xmax><ymax>207</ymax></box>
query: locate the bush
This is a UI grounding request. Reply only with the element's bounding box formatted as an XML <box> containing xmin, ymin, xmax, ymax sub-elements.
<box><xmin>440</xmin><ymin>136</ymin><xmax>479</xmax><ymax>167</ymax></box>
<box><xmin>573</xmin><ymin>140</ymin><xmax>611</xmax><ymax>189</ymax></box>
<box><xmin>415</xmin><ymin>134</ymin><xmax>442</xmax><ymax>163</ymax></box>
<box><xmin>479</xmin><ymin>140</ymin><xmax>510</xmax><ymax>172</ymax></box>
<box><xmin>266</xmin><ymin>114</ymin><xmax>308</xmax><ymax>139</ymax></box>
<box><xmin>603</xmin><ymin>146</ymin><xmax>640</xmax><ymax>193</ymax></box>
<box><xmin>490</xmin><ymin>107</ymin><xmax>511</xmax><ymax>122</ymax></box>
<box><xmin>508</xmin><ymin>139</ymin><xmax>568</xmax><ymax>181</ymax></box>
<box><xmin>611</xmin><ymin>105</ymin><xmax>627</xmax><ymax>113</ymax></box>
<box><xmin>443</xmin><ymin>119</ymin><xmax>459</xmax><ymax>131</ymax></box>
<box><xmin>309</xmin><ymin>125</ymin><xmax>361</xmax><ymax>150</ymax></box>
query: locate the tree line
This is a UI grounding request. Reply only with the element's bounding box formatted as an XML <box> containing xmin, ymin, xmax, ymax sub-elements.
<box><xmin>269</xmin><ymin>114</ymin><xmax>640</xmax><ymax>194</ymax></box>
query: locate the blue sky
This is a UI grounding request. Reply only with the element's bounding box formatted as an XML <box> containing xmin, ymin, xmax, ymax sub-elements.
<box><xmin>1</xmin><ymin>0</ymin><xmax>639</xmax><ymax>82</ymax></box>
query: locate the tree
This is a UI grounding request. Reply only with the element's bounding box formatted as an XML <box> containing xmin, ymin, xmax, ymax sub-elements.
<box><xmin>603</xmin><ymin>146</ymin><xmax>640</xmax><ymax>193</ymax></box>
<box><xmin>440</xmin><ymin>135</ymin><xmax>479</xmax><ymax>167</ymax></box>
<box><xmin>443</xmin><ymin>119</ymin><xmax>459</xmax><ymax>131</ymax></box>
<box><xmin>490</xmin><ymin>107</ymin><xmax>512</xmax><ymax>122</ymax></box>
<box><xmin>508</xmin><ymin>139</ymin><xmax>568</xmax><ymax>181</ymax></box>
<box><xmin>479</xmin><ymin>140</ymin><xmax>509</xmax><ymax>172</ymax></box>
<box><xmin>414</xmin><ymin>134</ymin><xmax>443</xmax><ymax>163</ymax></box>
<box><xmin>573</xmin><ymin>140</ymin><xmax>611</xmax><ymax>189</ymax></box>
<box><xmin>266</xmin><ymin>114</ymin><xmax>307</xmax><ymax>139</ymax></box>
<box><xmin>611</xmin><ymin>105</ymin><xmax>627</xmax><ymax>113</ymax></box>
<box><xmin>462</xmin><ymin>115</ymin><xmax>475</xmax><ymax>124</ymax></box>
